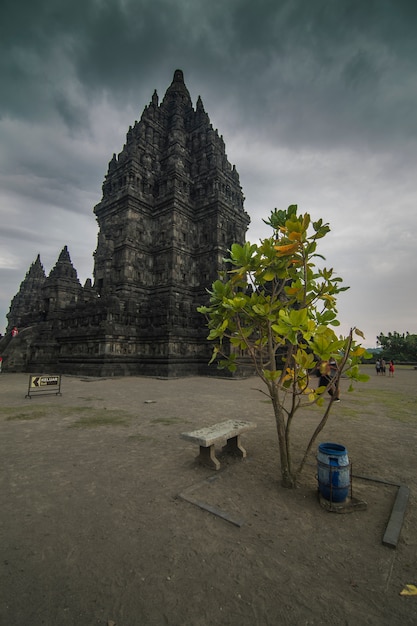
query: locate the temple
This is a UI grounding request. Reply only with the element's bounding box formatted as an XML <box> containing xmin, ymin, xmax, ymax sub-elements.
<box><xmin>1</xmin><ymin>70</ymin><xmax>250</xmax><ymax>376</ymax></box>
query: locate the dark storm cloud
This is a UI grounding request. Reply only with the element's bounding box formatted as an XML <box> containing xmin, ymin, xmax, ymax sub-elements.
<box><xmin>4</xmin><ymin>0</ymin><xmax>417</xmax><ymax>145</ymax></box>
<box><xmin>1</xmin><ymin>0</ymin><xmax>416</xmax><ymax>342</ymax></box>
<box><xmin>223</xmin><ymin>0</ymin><xmax>417</xmax><ymax>148</ymax></box>
<box><xmin>1</xmin><ymin>0</ymin><xmax>204</xmax><ymax>124</ymax></box>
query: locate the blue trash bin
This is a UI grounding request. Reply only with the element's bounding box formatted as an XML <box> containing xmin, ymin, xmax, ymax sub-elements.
<box><xmin>317</xmin><ymin>442</ymin><xmax>350</xmax><ymax>503</ymax></box>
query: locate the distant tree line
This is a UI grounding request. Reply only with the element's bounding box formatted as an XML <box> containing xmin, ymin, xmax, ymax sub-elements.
<box><xmin>377</xmin><ymin>331</ymin><xmax>417</xmax><ymax>362</ymax></box>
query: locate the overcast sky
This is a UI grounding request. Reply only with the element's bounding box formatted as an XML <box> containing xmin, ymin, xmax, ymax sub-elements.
<box><xmin>1</xmin><ymin>0</ymin><xmax>416</xmax><ymax>346</ymax></box>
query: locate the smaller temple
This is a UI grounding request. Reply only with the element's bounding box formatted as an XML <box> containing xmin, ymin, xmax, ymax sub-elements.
<box><xmin>1</xmin><ymin>248</ymin><xmax>96</xmax><ymax>372</ymax></box>
<box><xmin>6</xmin><ymin>255</ymin><xmax>46</xmax><ymax>330</ymax></box>
<box><xmin>6</xmin><ymin>248</ymin><xmax>92</xmax><ymax>330</ymax></box>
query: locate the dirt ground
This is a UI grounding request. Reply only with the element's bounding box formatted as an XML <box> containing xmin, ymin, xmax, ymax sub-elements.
<box><xmin>0</xmin><ymin>365</ymin><xmax>416</xmax><ymax>626</ymax></box>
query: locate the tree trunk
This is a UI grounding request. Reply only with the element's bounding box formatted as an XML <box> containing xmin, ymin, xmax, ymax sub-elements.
<box><xmin>273</xmin><ymin>400</ymin><xmax>297</xmax><ymax>488</ymax></box>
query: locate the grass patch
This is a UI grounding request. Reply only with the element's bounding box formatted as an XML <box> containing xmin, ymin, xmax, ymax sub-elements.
<box><xmin>2</xmin><ymin>405</ymin><xmax>130</xmax><ymax>426</ymax></box>
<box><xmin>151</xmin><ymin>417</ymin><xmax>190</xmax><ymax>426</ymax></box>
<box><xmin>4</xmin><ymin>407</ymin><xmax>50</xmax><ymax>421</ymax></box>
<box><xmin>77</xmin><ymin>396</ymin><xmax>105</xmax><ymax>402</ymax></box>
<box><xmin>69</xmin><ymin>410</ymin><xmax>130</xmax><ymax>428</ymax></box>
<box><xmin>128</xmin><ymin>434</ymin><xmax>155</xmax><ymax>442</ymax></box>
<box><xmin>337</xmin><ymin>407</ymin><xmax>363</xmax><ymax>421</ymax></box>
<box><xmin>354</xmin><ymin>388</ymin><xmax>417</xmax><ymax>423</ymax></box>
<box><xmin>3</xmin><ymin>405</ymin><xmax>95</xmax><ymax>420</ymax></box>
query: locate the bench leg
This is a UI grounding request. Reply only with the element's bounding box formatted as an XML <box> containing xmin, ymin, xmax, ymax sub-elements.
<box><xmin>197</xmin><ymin>444</ymin><xmax>221</xmax><ymax>470</ymax></box>
<box><xmin>222</xmin><ymin>434</ymin><xmax>247</xmax><ymax>459</ymax></box>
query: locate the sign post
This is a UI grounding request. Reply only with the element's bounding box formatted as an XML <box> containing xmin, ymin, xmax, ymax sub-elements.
<box><xmin>26</xmin><ymin>375</ymin><xmax>62</xmax><ymax>398</ymax></box>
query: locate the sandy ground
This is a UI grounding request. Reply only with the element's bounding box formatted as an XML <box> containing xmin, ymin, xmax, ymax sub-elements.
<box><xmin>0</xmin><ymin>365</ymin><xmax>416</xmax><ymax>626</ymax></box>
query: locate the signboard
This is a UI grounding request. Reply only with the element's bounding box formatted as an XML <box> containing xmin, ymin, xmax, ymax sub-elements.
<box><xmin>26</xmin><ymin>375</ymin><xmax>62</xmax><ymax>398</ymax></box>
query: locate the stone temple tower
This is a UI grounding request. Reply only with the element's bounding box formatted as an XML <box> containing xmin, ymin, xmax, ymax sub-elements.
<box><xmin>90</xmin><ymin>69</ymin><xmax>250</xmax><ymax>374</ymax></box>
<box><xmin>2</xmin><ymin>70</ymin><xmax>250</xmax><ymax>376</ymax></box>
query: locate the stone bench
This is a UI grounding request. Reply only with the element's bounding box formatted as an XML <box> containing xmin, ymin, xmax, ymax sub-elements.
<box><xmin>180</xmin><ymin>419</ymin><xmax>257</xmax><ymax>470</ymax></box>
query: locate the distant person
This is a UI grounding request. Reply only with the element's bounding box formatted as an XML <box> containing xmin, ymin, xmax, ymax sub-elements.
<box><xmin>11</xmin><ymin>326</ymin><xmax>18</xmax><ymax>338</ymax></box>
<box><xmin>380</xmin><ymin>358</ymin><xmax>386</xmax><ymax>375</ymax></box>
<box><xmin>375</xmin><ymin>359</ymin><xmax>381</xmax><ymax>375</ymax></box>
<box><xmin>388</xmin><ymin>360</ymin><xmax>395</xmax><ymax>377</ymax></box>
<box><xmin>318</xmin><ymin>357</ymin><xmax>340</xmax><ymax>402</ymax></box>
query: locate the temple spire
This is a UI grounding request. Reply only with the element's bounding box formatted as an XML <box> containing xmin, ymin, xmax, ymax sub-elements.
<box><xmin>196</xmin><ymin>95</ymin><xmax>205</xmax><ymax>112</ymax></box>
<box><xmin>162</xmin><ymin>69</ymin><xmax>192</xmax><ymax>108</ymax></box>
<box><xmin>48</xmin><ymin>246</ymin><xmax>79</xmax><ymax>282</ymax></box>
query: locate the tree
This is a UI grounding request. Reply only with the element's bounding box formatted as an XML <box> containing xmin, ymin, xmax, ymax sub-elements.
<box><xmin>198</xmin><ymin>205</ymin><xmax>369</xmax><ymax>488</ymax></box>
<box><xmin>377</xmin><ymin>331</ymin><xmax>417</xmax><ymax>362</ymax></box>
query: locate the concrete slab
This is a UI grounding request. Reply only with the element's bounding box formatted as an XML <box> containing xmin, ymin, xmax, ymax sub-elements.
<box><xmin>382</xmin><ymin>484</ymin><xmax>410</xmax><ymax>549</ymax></box>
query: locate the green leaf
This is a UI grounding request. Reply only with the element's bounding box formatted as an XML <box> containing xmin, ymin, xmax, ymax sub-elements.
<box><xmin>263</xmin><ymin>270</ymin><xmax>276</xmax><ymax>281</ymax></box>
<box><xmin>263</xmin><ymin>369</ymin><xmax>281</xmax><ymax>381</ymax></box>
<box><xmin>356</xmin><ymin>373</ymin><xmax>370</xmax><ymax>382</ymax></box>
